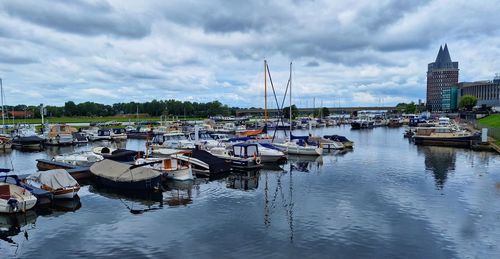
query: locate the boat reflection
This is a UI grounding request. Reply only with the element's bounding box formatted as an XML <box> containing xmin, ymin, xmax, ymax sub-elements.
<box><xmin>162</xmin><ymin>180</ymin><xmax>194</xmax><ymax>207</ymax></box>
<box><xmin>287</xmin><ymin>155</ymin><xmax>323</xmax><ymax>172</ymax></box>
<box><xmin>0</xmin><ymin>210</ymin><xmax>37</xmax><ymax>245</ymax></box>
<box><xmin>418</xmin><ymin>146</ymin><xmax>456</xmax><ymax>189</ymax></box>
<box><xmin>225</xmin><ymin>170</ymin><xmax>260</xmax><ymax>191</ymax></box>
<box><xmin>88</xmin><ymin>185</ymin><xmax>163</xmax><ymax>214</ymax></box>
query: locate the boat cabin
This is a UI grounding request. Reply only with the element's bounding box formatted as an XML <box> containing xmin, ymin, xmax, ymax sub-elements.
<box><xmin>112</xmin><ymin>128</ymin><xmax>126</xmax><ymax>134</ymax></box>
<box><xmin>98</xmin><ymin>129</ymin><xmax>111</xmax><ymax>137</ymax></box>
<box><xmin>231</xmin><ymin>143</ymin><xmax>259</xmax><ymax>158</ymax></box>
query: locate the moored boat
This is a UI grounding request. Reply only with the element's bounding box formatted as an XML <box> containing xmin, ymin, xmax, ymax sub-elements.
<box><xmin>0</xmin><ymin>182</ymin><xmax>37</xmax><ymax>213</ymax></box>
<box><xmin>135</xmin><ymin>157</ymin><xmax>194</xmax><ymax>181</ymax></box>
<box><xmin>44</xmin><ymin>124</ymin><xmax>75</xmax><ymax>146</ymax></box>
<box><xmin>209</xmin><ymin>143</ymin><xmax>263</xmax><ymax>170</ymax></box>
<box><xmin>26</xmin><ymin>169</ymin><xmax>80</xmax><ymax>199</ymax></box>
<box><xmin>90</xmin><ymin>159</ymin><xmax>161</xmax><ymax>191</ymax></box>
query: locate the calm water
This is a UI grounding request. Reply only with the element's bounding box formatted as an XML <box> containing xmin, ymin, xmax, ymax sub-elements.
<box><xmin>0</xmin><ymin>126</ymin><xmax>499</xmax><ymax>258</ymax></box>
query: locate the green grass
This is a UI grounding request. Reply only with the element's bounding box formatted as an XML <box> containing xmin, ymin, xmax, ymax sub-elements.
<box><xmin>4</xmin><ymin>116</ymin><xmax>205</xmax><ymax>124</ymax></box>
<box><xmin>478</xmin><ymin>114</ymin><xmax>500</xmax><ymax>128</ymax></box>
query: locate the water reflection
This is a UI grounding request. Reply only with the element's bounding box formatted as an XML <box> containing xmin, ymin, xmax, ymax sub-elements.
<box><xmin>226</xmin><ymin>170</ymin><xmax>260</xmax><ymax>191</ymax></box>
<box><xmin>162</xmin><ymin>180</ymin><xmax>194</xmax><ymax>206</ymax></box>
<box><xmin>88</xmin><ymin>185</ymin><xmax>163</xmax><ymax>214</ymax></box>
<box><xmin>0</xmin><ymin>211</ymin><xmax>37</xmax><ymax>245</ymax></box>
<box><xmin>419</xmin><ymin>146</ymin><xmax>457</xmax><ymax>189</ymax></box>
<box><xmin>287</xmin><ymin>155</ymin><xmax>323</xmax><ymax>172</ymax></box>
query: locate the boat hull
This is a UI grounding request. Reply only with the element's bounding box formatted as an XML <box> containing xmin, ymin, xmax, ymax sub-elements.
<box><xmin>161</xmin><ymin>168</ymin><xmax>194</xmax><ymax>181</ymax></box>
<box><xmin>53</xmin><ymin>186</ymin><xmax>80</xmax><ymax>199</ymax></box>
<box><xmin>413</xmin><ymin>136</ymin><xmax>473</xmax><ymax>148</ymax></box>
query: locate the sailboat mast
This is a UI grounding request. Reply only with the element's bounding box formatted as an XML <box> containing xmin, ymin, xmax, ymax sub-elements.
<box><xmin>264</xmin><ymin>60</ymin><xmax>268</xmax><ymax>123</ymax></box>
<box><xmin>0</xmin><ymin>78</ymin><xmax>4</xmax><ymax>129</ymax></box>
<box><xmin>289</xmin><ymin>62</ymin><xmax>292</xmax><ymax>140</ymax></box>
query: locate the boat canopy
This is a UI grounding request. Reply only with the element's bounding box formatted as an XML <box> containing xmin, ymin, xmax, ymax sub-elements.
<box><xmin>227</xmin><ymin>137</ymin><xmax>252</xmax><ymax>142</ymax></box>
<box><xmin>324</xmin><ymin>135</ymin><xmax>350</xmax><ymax>142</ymax></box>
<box><xmin>90</xmin><ymin>159</ymin><xmax>161</xmax><ymax>182</ymax></box>
<box><xmin>232</xmin><ymin>143</ymin><xmax>258</xmax><ymax>158</ymax></box>
<box><xmin>27</xmin><ymin>169</ymin><xmax>78</xmax><ymax>189</ymax></box>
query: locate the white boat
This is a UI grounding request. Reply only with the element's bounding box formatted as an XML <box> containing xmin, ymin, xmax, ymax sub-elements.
<box><xmin>88</xmin><ymin>129</ymin><xmax>112</xmax><ymax>141</ymax></box>
<box><xmin>11</xmin><ymin>124</ymin><xmax>44</xmax><ymax>149</ymax></box>
<box><xmin>150</xmin><ymin>132</ymin><xmax>195</xmax><ymax>150</ymax></box>
<box><xmin>273</xmin><ymin>141</ymin><xmax>323</xmax><ymax>156</ymax></box>
<box><xmin>53</xmin><ymin>151</ymin><xmax>104</xmax><ymax>166</ymax></box>
<box><xmin>0</xmin><ymin>182</ymin><xmax>37</xmax><ymax>213</ymax></box>
<box><xmin>26</xmin><ymin>169</ymin><xmax>80</xmax><ymax>199</ymax></box>
<box><xmin>44</xmin><ymin>124</ymin><xmax>75</xmax><ymax>146</ymax></box>
<box><xmin>111</xmin><ymin>128</ymin><xmax>127</xmax><ymax>141</ymax></box>
<box><xmin>135</xmin><ymin>157</ymin><xmax>194</xmax><ymax>181</ymax></box>
<box><xmin>209</xmin><ymin>143</ymin><xmax>263</xmax><ymax>170</ymax></box>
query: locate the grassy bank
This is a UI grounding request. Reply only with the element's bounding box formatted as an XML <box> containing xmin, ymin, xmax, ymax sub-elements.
<box><xmin>4</xmin><ymin>116</ymin><xmax>206</xmax><ymax>124</ymax></box>
<box><xmin>478</xmin><ymin>114</ymin><xmax>500</xmax><ymax>128</ymax></box>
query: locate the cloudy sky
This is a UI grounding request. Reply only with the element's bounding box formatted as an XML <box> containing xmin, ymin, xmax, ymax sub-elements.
<box><xmin>0</xmin><ymin>0</ymin><xmax>499</xmax><ymax>108</ymax></box>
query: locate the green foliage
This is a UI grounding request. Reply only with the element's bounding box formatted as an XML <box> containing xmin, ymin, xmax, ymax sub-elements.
<box><xmin>283</xmin><ymin>105</ymin><xmax>299</xmax><ymax>119</ymax></box>
<box><xmin>322</xmin><ymin>107</ymin><xmax>330</xmax><ymax>117</ymax></box>
<box><xmin>459</xmin><ymin>95</ymin><xmax>478</xmax><ymax>110</ymax></box>
<box><xmin>396</xmin><ymin>102</ymin><xmax>417</xmax><ymax>113</ymax></box>
<box><xmin>4</xmin><ymin>99</ymin><xmax>234</xmax><ymax>119</ymax></box>
<box><xmin>478</xmin><ymin>114</ymin><xmax>500</xmax><ymax>128</ymax></box>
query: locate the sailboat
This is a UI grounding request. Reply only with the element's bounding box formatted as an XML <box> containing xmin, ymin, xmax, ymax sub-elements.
<box><xmin>271</xmin><ymin>62</ymin><xmax>322</xmax><ymax>156</ymax></box>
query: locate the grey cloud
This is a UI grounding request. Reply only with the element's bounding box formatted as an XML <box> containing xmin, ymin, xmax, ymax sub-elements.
<box><xmin>305</xmin><ymin>61</ymin><xmax>319</xmax><ymax>67</ymax></box>
<box><xmin>1</xmin><ymin>0</ymin><xmax>151</xmax><ymax>38</ymax></box>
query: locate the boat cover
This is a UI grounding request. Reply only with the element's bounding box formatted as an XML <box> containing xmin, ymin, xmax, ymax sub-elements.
<box><xmin>27</xmin><ymin>169</ymin><xmax>78</xmax><ymax>189</ymax></box>
<box><xmin>90</xmin><ymin>159</ymin><xmax>160</xmax><ymax>182</ymax></box>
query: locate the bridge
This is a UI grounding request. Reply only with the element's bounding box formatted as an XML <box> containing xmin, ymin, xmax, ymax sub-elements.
<box><xmin>235</xmin><ymin>106</ymin><xmax>398</xmax><ymax>116</ymax></box>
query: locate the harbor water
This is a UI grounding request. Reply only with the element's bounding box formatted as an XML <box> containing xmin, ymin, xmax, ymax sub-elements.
<box><xmin>0</xmin><ymin>126</ymin><xmax>499</xmax><ymax>258</ymax></box>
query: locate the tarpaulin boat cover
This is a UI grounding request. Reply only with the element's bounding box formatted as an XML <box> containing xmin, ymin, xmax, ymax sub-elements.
<box><xmin>27</xmin><ymin>169</ymin><xmax>78</xmax><ymax>189</ymax></box>
<box><xmin>90</xmin><ymin>159</ymin><xmax>160</xmax><ymax>182</ymax></box>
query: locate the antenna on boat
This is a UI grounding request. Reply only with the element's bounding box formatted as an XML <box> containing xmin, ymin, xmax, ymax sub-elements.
<box><xmin>289</xmin><ymin>62</ymin><xmax>292</xmax><ymax>141</ymax></box>
<box><xmin>264</xmin><ymin>60</ymin><xmax>268</xmax><ymax>123</ymax></box>
<box><xmin>0</xmin><ymin>78</ymin><xmax>4</xmax><ymax>132</ymax></box>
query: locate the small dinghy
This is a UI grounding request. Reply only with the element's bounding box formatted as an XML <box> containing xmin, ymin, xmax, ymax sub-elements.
<box><xmin>26</xmin><ymin>169</ymin><xmax>80</xmax><ymax>199</ymax></box>
<box><xmin>90</xmin><ymin>159</ymin><xmax>161</xmax><ymax>191</ymax></box>
<box><xmin>0</xmin><ymin>182</ymin><xmax>37</xmax><ymax>213</ymax></box>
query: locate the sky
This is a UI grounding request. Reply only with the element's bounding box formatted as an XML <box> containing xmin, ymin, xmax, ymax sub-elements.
<box><xmin>0</xmin><ymin>0</ymin><xmax>499</xmax><ymax>108</ymax></box>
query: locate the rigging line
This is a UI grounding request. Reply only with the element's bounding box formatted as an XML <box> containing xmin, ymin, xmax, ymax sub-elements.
<box><xmin>266</xmin><ymin>63</ymin><xmax>286</xmax><ymax>140</ymax></box>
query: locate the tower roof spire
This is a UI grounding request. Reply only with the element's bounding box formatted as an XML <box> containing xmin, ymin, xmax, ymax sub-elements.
<box><xmin>435</xmin><ymin>45</ymin><xmax>443</xmax><ymax>63</ymax></box>
<box><xmin>441</xmin><ymin>43</ymin><xmax>452</xmax><ymax>63</ymax></box>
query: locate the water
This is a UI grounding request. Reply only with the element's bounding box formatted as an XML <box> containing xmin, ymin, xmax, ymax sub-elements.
<box><xmin>0</xmin><ymin>126</ymin><xmax>499</xmax><ymax>258</ymax></box>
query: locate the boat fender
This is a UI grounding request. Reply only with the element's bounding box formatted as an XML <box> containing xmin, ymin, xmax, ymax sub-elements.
<box><xmin>255</xmin><ymin>157</ymin><xmax>261</xmax><ymax>165</ymax></box>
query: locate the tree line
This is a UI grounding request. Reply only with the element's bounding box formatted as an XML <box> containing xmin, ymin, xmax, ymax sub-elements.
<box><xmin>4</xmin><ymin>99</ymin><xmax>240</xmax><ymax>118</ymax></box>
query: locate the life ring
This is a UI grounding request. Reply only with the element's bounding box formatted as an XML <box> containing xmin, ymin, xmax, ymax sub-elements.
<box><xmin>255</xmin><ymin>157</ymin><xmax>261</xmax><ymax>165</ymax></box>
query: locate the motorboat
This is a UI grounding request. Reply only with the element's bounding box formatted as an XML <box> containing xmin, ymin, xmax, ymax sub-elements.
<box><xmin>111</xmin><ymin>128</ymin><xmax>128</xmax><ymax>141</ymax></box>
<box><xmin>0</xmin><ymin>182</ymin><xmax>37</xmax><ymax>213</ymax></box>
<box><xmin>44</xmin><ymin>124</ymin><xmax>75</xmax><ymax>146</ymax></box>
<box><xmin>209</xmin><ymin>143</ymin><xmax>263</xmax><ymax>170</ymax></box>
<box><xmin>189</xmin><ymin>131</ymin><xmax>219</xmax><ymax>149</ymax></box>
<box><xmin>387</xmin><ymin>118</ymin><xmax>403</xmax><ymax>128</ymax></box>
<box><xmin>323</xmin><ymin>135</ymin><xmax>354</xmax><ymax>148</ymax></box>
<box><xmin>181</xmin><ymin>149</ymin><xmax>232</xmax><ymax>177</ymax></box>
<box><xmin>350</xmin><ymin>119</ymin><xmax>374</xmax><ymax>129</ymax></box>
<box><xmin>53</xmin><ymin>151</ymin><xmax>104</xmax><ymax>167</ymax></box>
<box><xmin>135</xmin><ymin>157</ymin><xmax>194</xmax><ymax>181</ymax></box>
<box><xmin>0</xmin><ymin>171</ymin><xmax>53</xmax><ymax>203</ymax></box>
<box><xmin>72</xmin><ymin>132</ymin><xmax>88</xmax><ymax>144</ymax></box>
<box><xmin>88</xmin><ymin>129</ymin><xmax>112</xmax><ymax>141</ymax></box>
<box><xmin>26</xmin><ymin>169</ymin><xmax>80</xmax><ymax>199</ymax></box>
<box><xmin>126</xmin><ymin>126</ymin><xmax>153</xmax><ymax>139</ymax></box>
<box><xmin>150</xmin><ymin>132</ymin><xmax>195</xmax><ymax>150</ymax></box>
<box><xmin>223</xmin><ymin>137</ymin><xmax>286</xmax><ymax>163</ymax></box>
<box><xmin>412</xmin><ymin>126</ymin><xmax>477</xmax><ymax>148</ymax></box>
<box><xmin>90</xmin><ymin>159</ymin><xmax>161</xmax><ymax>191</ymax></box>
<box><xmin>92</xmin><ymin>147</ymin><xmax>142</xmax><ymax>162</ymax></box>
<box><xmin>11</xmin><ymin>124</ymin><xmax>44</xmax><ymax>149</ymax></box>
<box><xmin>273</xmin><ymin>134</ymin><xmax>323</xmax><ymax>156</ymax></box>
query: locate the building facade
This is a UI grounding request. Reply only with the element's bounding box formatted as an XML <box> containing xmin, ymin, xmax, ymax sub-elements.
<box><xmin>427</xmin><ymin>44</ymin><xmax>459</xmax><ymax>111</ymax></box>
<box><xmin>458</xmin><ymin>75</ymin><xmax>500</xmax><ymax>108</ymax></box>
<box><xmin>441</xmin><ymin>87</ymin><xmax>459</xmax><ymax>111</ymax></box>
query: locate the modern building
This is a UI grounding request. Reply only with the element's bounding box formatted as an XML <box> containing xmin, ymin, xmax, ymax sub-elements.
<box><xmin>441</xmin><ymin>87</ymin><xmax>459</xmax><ymax>111</ymax></box>
<box><xmin>458</xmin><ymin>75</ymin><xmax>500</xmax><ymax>108</ymax></box>
<box><xmin>427</xmin><ymin>44</ymin><xmax>459</xmax><ymax>111</ymax></box>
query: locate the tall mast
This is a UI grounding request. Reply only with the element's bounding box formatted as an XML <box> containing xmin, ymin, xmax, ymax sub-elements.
<box><xmin>264</xmin><ymin>60</ymin><xmax>268</xmax><ymax>123</ymax></box>
<box><xmin>0</xmin><ymin>78</ymin><xmax>4</xmax><ymax>130</ymax></box>
<box><xmin>289</xmin><ymin>62</ymin><xmax>292</xmax><ymax>140</ymax></box>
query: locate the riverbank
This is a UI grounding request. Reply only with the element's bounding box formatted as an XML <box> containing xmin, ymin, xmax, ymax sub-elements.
<box><xmin>2</xmin><ymin>116</ymin><xmax>206</xmax><ymax>124</ymax></box>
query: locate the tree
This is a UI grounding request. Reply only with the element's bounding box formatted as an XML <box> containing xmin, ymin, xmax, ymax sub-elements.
<box><xmin>283</xmin><ymin>105</ymin><xmax>298</xmax><ymax>119</ymax></box>
<box><xmin>459</xmin><ymin>95</ymin><xmax>478</xmax><ymax>111</ymax></box>
<box><xmin>64</xmin><ymin>101</ymin><xmax>77</xmax><ymax>116</ymax></box>
<box><xmin>321</xmin><ymin>107</ymin><xmax>330</xmax><ymax>117</ymax></box>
